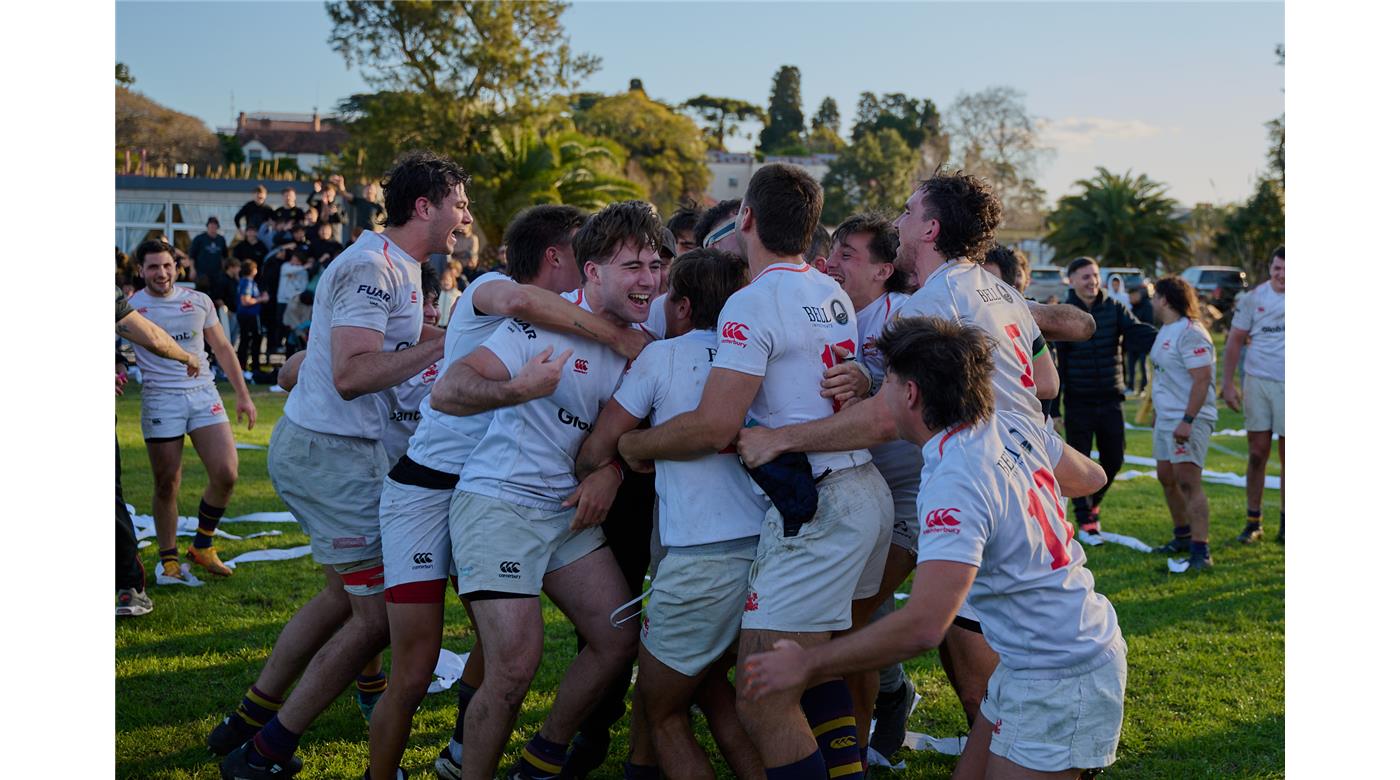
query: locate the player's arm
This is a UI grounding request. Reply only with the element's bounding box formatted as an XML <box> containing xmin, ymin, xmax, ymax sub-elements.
<box><xmin>617</xmin><ymin>368</ymin><xmax>762</xmax><ymax>465</ymax></box>
<box><xmin>736</xmin><ymin>379</ymin><xmax>898</xmax><ymax>469</ymax></box>
<box><xmin>429</xmin><ymin>344</ymin><xmax>571</xmax><ymax>417</ymax></box>
<box><xmin>1221</xmin><ymin>327</ymin><xmax>1249</xmax><ymax>411</ymax></box>
<box><xmin>1028</xmin><ymin>300</ymin><xmax>1095</xmax><ymax>342</ymax></box>
<box><xmin>1174</xmin><ymin>364</ymin><xmax>1214</xmax><ymax>443</ymax></box>
<box><xmin>576</xmin><ymin>399</ymin><xmax>646</xmax><ymax>479</ymax></box>
<box><xmin>741</xmin><ymin>560</ymin><xmax>976</xmax><ymax>700</ymax></box>
<box><xmin>474</xmin><ymin>279</ymin><xmax>652</xmax><ymax>361</ymax></box>
<box><xmin>330</xmin><ymin>325</ymin><xmax>444</xmax><ymax>400</ymax></box>
<box><xmin>1054</xmin><ymin>443</ymin><xmax>1107</xmax><ymax>499</ymax></box>
<box><xmin>1032</xmin><ymin>346</ymin><xmax>1059</xmax><ymax>400</ymax></box>
<box><xmin>204</xmin><ymin>324</ymin><xmax>257</xmax><ymax>429</ymax></box>
<box><xmin>116</xmin><ymin>310</ymin><xmax>200</xmax><ymax>376</ymax></box>
<box><xmin>278</xmin><ymin>350</ymin><xmax>307</xmax><ymax>392</ymax></box>
<box><xmin>820</xmin><ymin>344</ymin><xmax>872</xmax><ymax>405</ymax></box>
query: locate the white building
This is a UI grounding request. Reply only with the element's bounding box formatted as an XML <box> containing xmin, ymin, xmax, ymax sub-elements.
<box><xmin>217</xmin><ymin>111</ymin><xmax>349</xmax><ymax>173</ymax></box>
<box><xmin>705</xmin><ymin>151</ymin><xmax>836</xmax><ymax>203</ymax></box>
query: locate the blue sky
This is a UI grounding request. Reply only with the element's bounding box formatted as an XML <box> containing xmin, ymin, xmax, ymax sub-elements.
<box><xmin>116</xmin><ymin>1</ymin><xmax>1283</xmax><ymax>206</ymax></box>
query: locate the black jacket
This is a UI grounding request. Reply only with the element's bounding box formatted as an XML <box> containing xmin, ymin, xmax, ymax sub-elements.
<box><xmin>235</xmin><ymin>201</ymin><xmax>275</xmax><ymax>231</ymax></box>
<box><xmin>1055</xmin><ymin>290</ymin><xmax>1158</xmax><ymax>402</ymax></box>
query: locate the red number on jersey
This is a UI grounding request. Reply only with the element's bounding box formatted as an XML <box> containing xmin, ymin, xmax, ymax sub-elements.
<box><xmin>1003</xmin><ymin>323</ymin><xmax>1035</xmax><ymax>389</ymax></box>
<box><xmin>1026</xmin><ymin>467</ymin><xmax>1073</xmax><ymax>569</ymax></box>
<box><xmin>819</xmin><ymin>339</ymin><xmax>858</xmax><ymax>412</ymax></box>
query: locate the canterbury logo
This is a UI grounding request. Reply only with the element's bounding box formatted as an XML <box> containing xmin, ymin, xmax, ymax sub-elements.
<box><xmin>924</xmin><ymin>507</ymin><xmax>961</xmax><ymax>529</ymax></box>
<box><xmin>573</xmin><ymin>358</ymin><xmax>589</xmax><ymax>374</ymax></box>
<box><xmin>412</xmin><ymin>553</ymin><xmax>433</xmax><ymax>565</ymax></box>
<box><xmin>830</xmin><ymin>736</ymin><xmax>856</xmax><ymax>749</ymax></box>
<box><xmin>499</xmin><ymin>561</ymin><xmax>522</xmax><ymax>574</ymax></box>
<box><xmin>721</xmin><ymin>322</ymin><xmax>749</xmax><ymax>341</ymax></box>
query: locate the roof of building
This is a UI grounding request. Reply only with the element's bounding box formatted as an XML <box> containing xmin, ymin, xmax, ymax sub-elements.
<box><xmin>238</xmin><ymin>127</ymin><xmax>348</xmax><ymax>155</ymax></box>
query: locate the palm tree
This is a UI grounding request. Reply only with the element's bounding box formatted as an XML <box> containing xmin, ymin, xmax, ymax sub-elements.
<box><xmin>471</xmin><ymin>128</ymin><xmax>645</xmax><ymax>245</ymax></box>
<box><xmin>1043</xmin><ymin>167</ymin><xmax>1187</xmax><ymax>269</ymax></box>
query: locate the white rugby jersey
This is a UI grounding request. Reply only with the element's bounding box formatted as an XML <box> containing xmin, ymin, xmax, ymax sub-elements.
<box><xmin>713</xmin><ymin>262</ymin><xmax>871</xmax><ymax>477</ymax></box>
<box><xmin>1150</xmin><ymin>318</ymin><xmax>1217</xmax><ymax>423</ymax></box>
<box><xmin>378</xmin><ymin>361</ymin><xmax>439</xmax><ymax>465</ymax></box>
<box><xmin>128</xmin><ymin>287</ymin><xmax>217</xmax><ymax>391</ymax></box>
<box><xmin>900</xmin><ymin>261</ymin><xmax>1045</xmax><ymax>422</ymax></box>
<box><xmin>1231</xmin><ymin>284</ymin><xmax>1284</xmax><ymax>383</ymax></box>
<box><xmin>457</xmin><ymin>289</ymin><xmax>631</xmax><ymax>509</ymax></box>
<box><xmin>283</xmin><ymin>232</ymin><xmax>425</xmax><ymax>439</ymax></box>
<box><xmin>644</xmin><ymin>292</ymin><xmax>669</xmax><ymax>339</ymax></box>
<box><xmin>404</xmin><ymin>271</ymin><xmax>515</xmax><ymax>473</ymax></box>
<box><xmin>855</xmin><ymin>291</ymin><xmax>911</xmax><ymax>392</ymax></box>
<box><xmin>916</xmin><ymin>411</ymin><xmax>1117</xmax><ymax>672</ymax></box>
<box><xmin>614</xmin><ymin>329</ymin><xmax>768</xmax><ymax>547</ymax></box>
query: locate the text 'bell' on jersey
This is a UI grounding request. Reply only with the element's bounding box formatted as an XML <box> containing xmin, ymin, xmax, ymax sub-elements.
<box><xmin>457</xmin><ymin>290</ymin><xmax>630</xmax><ymax>510</ymax></box>
<box><xmin>1149</xmin><ymin>318</ymin><xmax>1218</xmax><ymax>423</ymax></box>
<box><xmin>613</xmin><ymin>329</ymin><xmax>769</xmax><ymax>547</ymax></box>
<box><xmin>378</xmin><ymin>361</ymin><xmax>438</xmax><ymax>465</ymax></box>
<box><xmin>404</xmin><ymin>271</ymin><xmax>515</xmax><ymax>473</ymax></box>
<box><xmin>712</xmin><ymin>262</ymin><xmax>871</xmax><ymax>477</ymax></box>
<box><xmin>915</xmin><ymin>410</ymin><xmax>1119</xmax><ymax>673</ymax></box>
<box><xmin>127</xmin><ymin>287</ymin><xmax>217</xmax><ymax>391</ymax></box>
<box><xmin>900</xmin><ymin>261</ymin><xmax>1045</xmax><ymax>422</ymax></box>
<box><xmin>283</xmin><ymin>232</ymin><xmax>424</xmax><ymax>439</ymax></box>
<box><xmin>1231</xmin><ymin>284</ymin><xmax>1284</xmax><ymax>382</ymax></box>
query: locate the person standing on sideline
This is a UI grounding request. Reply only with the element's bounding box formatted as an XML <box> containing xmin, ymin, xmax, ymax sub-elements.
<box><xmin>236</xmin><ymin>261</ymin><xmax>269</xmax><ymax>376</ymax></box>
<box><xmin>1125</xmin><ymin>283</ymin><xmax>1156</xmax><ymax>395</ymax></box>
<box><xmin>190</xmin><ymin>217</ymin><xmax>229</xmax><ymax>294</ymax></box>
<box><xmin>236</xmin><ymin>185</ymin><xmax>276</xmax><ymax>232</ymax></box>
<box><xmin>1223</xmin><ymin>246</ymin><xmax>1284</xmax><ymax>544</ymax></box>
<box><xmin>1055</xmin><ymin>256</ymin><xmax>1158</xmax><ymax>539</ymax></box>
<box><xmin>1147</xmin><ymin>278</ymin><xmax>1218</xmax><ymax>571</ymax></box>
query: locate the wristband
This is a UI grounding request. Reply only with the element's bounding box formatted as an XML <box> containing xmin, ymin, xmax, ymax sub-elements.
<box><xmin>1181</xmin><ymin>414</ymin><xmax>1195</xmax><ymax>424</ymax></box>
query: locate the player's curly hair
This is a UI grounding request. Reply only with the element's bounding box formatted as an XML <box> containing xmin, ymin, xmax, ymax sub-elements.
<box><xmin>572</xmin><ymin>200</ymin><xmax>664</xmax><ymax>275</ymax></box>
<box><xmin>983</xmin><ymin>244</ymin><xmax>1030</xmax><ymax>293</ymax></box>
<box><xmin>877</xmin><ymin>316</ymin><xmax>996</xmax><ymax>433</ymax></box>
<box><xmin>915</xmin><ymin>171</ymin><xmax>1002</xmax><ymax>262</ymax></box>
<box><xmin>381</xmin><ymin>150</ymin><xmax>470</xmax><ymax>228</ymax></box>
<box><xmin>833</xmin><ymin>212</ymin><xmax>910</xmax><ymax>293</ymax></box>
<box><xmin>1153</xmin><ymin>276</ymin><xmax>1201</xmax><ymax>320</ymax></box>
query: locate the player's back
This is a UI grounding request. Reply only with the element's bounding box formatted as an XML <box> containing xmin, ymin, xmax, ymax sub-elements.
<box><xmin>903</xmin><ymin>262</ymin><xmax>1044</xmax><ymax>421</ymax></box>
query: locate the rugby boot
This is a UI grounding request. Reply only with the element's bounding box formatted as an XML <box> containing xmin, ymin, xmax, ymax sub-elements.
<box><xmin>187</xmin><ymin>545</ymin><xmax>234</xmax><ymax>577</ymax></box>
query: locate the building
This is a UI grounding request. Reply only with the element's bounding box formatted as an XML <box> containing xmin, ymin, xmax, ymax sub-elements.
<box><xmin>705</xmin><ymin>150</ymin><xmax>836</xmax><ymax>203</ymax></box>
<box><xmin>219</xmin><ymin>111</ymin><xmax>349</xmax><ymax>173</ymax></box>
<box><xmin>115</xmin><ymin>175</ymin><xmax>315</xmax><ymax>253</ymax></box>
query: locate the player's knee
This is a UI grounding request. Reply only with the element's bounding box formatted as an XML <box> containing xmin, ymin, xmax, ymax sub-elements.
<box><xmin>493</xmin><ymin>653</ymin><xmax>542</xmax><ymax>701</ymax></box>
<box><xmin>209</xmin><ymin>463</ymin><xmax>238</xmax><ymax>492</ymax></box>
<box><xmin>1247</xmin><ymin>449</ymin><xmax>1269</xmax><ymax>471</ymax></box>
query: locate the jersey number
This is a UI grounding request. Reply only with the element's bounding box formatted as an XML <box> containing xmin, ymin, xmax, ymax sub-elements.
<box><xmin>819</xmin><ymin>339</ymin><xmax>858</xmax><ymax>412</ymax></box>
<box><xmin>1026</xmin><ymin>467</ymin><xmax>1073</xmax><ymax>570</ymax></box>
<box><xmin>1004</xmin><ymin>324</ymin><xmax>1035</xmax><ymax>389</ymax></box>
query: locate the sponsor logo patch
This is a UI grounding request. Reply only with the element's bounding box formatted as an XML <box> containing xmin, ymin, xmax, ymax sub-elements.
<box><xmin>744</xmin><ymin>592</ymin><xmax>759</xmax><ymax>612</ymax></box>
<box><xmin>557</xmin><ymin>408</ymin><xmax>592</xmax><ymax>431</ymax></box>
<box><xmin>510</xmin><ymin>319</ymin><xmax>538</xmax><ymax>339</ymax></box>
<box><xmin>721</xmin><ymin>321</ymin><xmax>749</xmax><ymax>345</ymax></box>
<box><xmin>573</xmin><ymin>358</ymin><xmax>589</xmax><ymax>375</ymax></box>
<box><xmin>1193</xmin><ymin>347</ymin><xmax>1208</xmax><ymax>356</ymax></box>
<box><xmin>180</xmin><ymin>300</ymin><xmax>195</xmax><ymax>313</ymax></box>
<box><xmin>924</xmin><ymin>507</ymin><xmax>961</xmax><ymax>534</ymax></box>
<box><xmin>831</xmin><ymin>299</ymin><xmax>849</xmax><ymax>325</ymax></box>
<box><xmin>830</xmin><ymin>736</ymin><xmax>856</xmax><ymax>749</ymax></box>
<box><xmin>498</xmin><ymin>560</ymin><xmax>522</xmax><ymax>579</ymax></box>
<box><xmin>412</xmin><ymin>552</ymin><xmax>433</xmax><ymax>566</ymax></box>
<box><xmin>356</xmin><ymin>284</ymin><xmax>391</xmax><ymax>303</ymax></box>
<box><xmin>211</xmin><ymin>403</ymin><xmax>224</xmax><ymax>415</ymax></box>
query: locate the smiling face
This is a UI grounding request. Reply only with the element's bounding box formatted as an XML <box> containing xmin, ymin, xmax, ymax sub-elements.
<box><xmin>826</xmin><ymin>230</ymin><xmax>889</xmax><ymax>310</ymax></box>
<box><xmin>1070</xmin><ymin>262</ymin><xmax>1101</xmax><ymax>301</ymax></box>
<box><xmin>1269</xmin><ymin>255</ymin><xmax>1284</xmax><ymax>293</ymax></box>
<box><xmin>425</xmin><ymin>183</ymin><xmax>473</xmax><ymax>255</ymax></box>
<box><xmin>139</xmin><ymin>250</ymin><xmax>177</xmax><ymax>296</ymax></box>
<box><xmin>587</xmin><ymin>240</ymin><xmax>661</xmax><ymax>324</ymax></box>
<box><xmin>893</xmin><ymin>189</ymin><xmax>934</xmax><ymax>275</ymax></box>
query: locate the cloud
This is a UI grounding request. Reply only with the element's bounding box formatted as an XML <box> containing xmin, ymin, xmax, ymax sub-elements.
<box><xmin>1038</xmin><ymin>117</ymin><xmax>1173</xmax><ymax>148</ymax></box>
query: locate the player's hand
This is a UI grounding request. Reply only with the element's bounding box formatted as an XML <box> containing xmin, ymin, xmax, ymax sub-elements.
<box><xmin>510</xmin><ymin>346</ymin><xmax>573</xmax><ymax>402</ymax></box>
<box><xmin>819</xmin><ymin>345</ymin><xmax>869</xmax><ymax>405</ymax></box>
<box><xmin>737</xmin><ymin>426</ymin><xmax>786</xmax><ymax>469</ymax></box>
<box><xmin>184</xmin><ymin>352</ymin><xmax>201</xmax><ymax>377</ymax></box>
<box><xmin>564</xmin><ymin>465</ymin><xmax>623</xmax><ymax>530</ymax></box>
<box><xmin>616</xmin><ymin>431</ymin><xmax>655</xmax><ymax>474</ymax></box>
<box><xmin>115</xmin><ymin>367</ymin><xmax>128</xmax><ymax>396</ymax></box>
<box><xmin>741</xmin><ymin>639</ymin><xmax>810</xmax><ymax>701</ymax></box>
<box><xmin>1173</xmin><ymin>421</ymin><xmax>1191</xmax><ymax>445</ymax></box>
<box><xmin>1222</xmin><ymin>382</ymin><xmax>1241</xmax><ymax>412</ymax></box>
<box><xmin>611</xmin><ymin>326</ymin><xmax>653</xmax><ymax>362</ymax></box>
<box><xmin>237</xmin><ymin>396</ymin><xmax>258</xmax><ymax>430</ymax></box>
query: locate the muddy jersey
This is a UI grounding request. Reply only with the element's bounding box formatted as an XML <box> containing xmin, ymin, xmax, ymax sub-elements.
<box><xmin>713</xmin><ymin>261</ymin><xmax>870</xmax><ymax>477</ymax></box>
<box><xmin>404</xmin><ymin>271</ymin><xmax>515</xmax><ymax>472</ymax></box>
<box><xmin>1150</xmin><ymin>318</ymin><xmax>1217</xmax><ymax>423</ymax></box>
<box><xmin>613</xmin><ymin>328</ymin><xmax>768</xmax><ymax>547</ymax></box>
<box><xmin>128</xmin><ymin>287</ymin><xmax>217</xmax><ymax>391</ymax></box>
<box><xmin>456</xmin><ymin>290</ymin><xmax>631</xmax><ymax>510</ymax></box>
<box><xmin>1231</xmin><ymin>284</ymin><xmax>1284</xmax><ymax>382</ymax></box>
<box><xmin>282</xmin><ymin>231</ymin><xmax>425</xmax><ymax>439</ymax></box>
<box><xmin>916</xmin><ymin>411</ymin><xmax>1118</xmax><ymax>672</ymax></box>
<box><xmin>901</xmin><ymin>261</ymin><xmax>1045</xmax><ymax>422</ymax></box>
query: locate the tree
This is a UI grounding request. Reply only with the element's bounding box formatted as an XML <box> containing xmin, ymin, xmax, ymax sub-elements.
<box><xmin>851</xmin><ymin>91</ymin><xmax>950</xmax><ymax>179</ymax></box>
<box><xmin>812</xmin><ymin>97</ymin><xmax>840</xmax><ymax>134</ymax></box>
<box><xmin>820</xmin><ymin>128</ymin><xmax>919</xmax><ymax>224</ymax></box>
<box><xmin>116</xmin><ymin>86</ymin><xmax>220</xmax><ymax>170</ymax></box>
<box><xmin>1214</xmin><ymin>178</ymin><xmax>1283</xmax><ymax>280</ymax></box>
<box><xmin>682</xmin><ymin>95</ymin><xmax>767</xmax><ymax>151</ymax></box>
<box><xmin>575</xmin><ymin>87</ymin><xmax>710</xmax><ymax>215</ymax></box>
<box><xmin>217</xmin><ymin>133</ymin><xmax>246</xmax><ymax>166</ymax></box>
<box><xmin>1042</xmin><ymin>168</ymin><xmax>1187</xmax><ymax>269</ymax></box>
<box><xmin>758</xmin><ymin>65</ymin><xmax>804</xmax><ymax>154</ymax></box>
<box><xmin>946</xmin><ymin>86</ymin><xmax>1052</xmax><ymax>231</ymax></box>
<box><xmin>116</xmin><ymin>62</ymin><xmax>135</xmax><ymax>87</ymax></box>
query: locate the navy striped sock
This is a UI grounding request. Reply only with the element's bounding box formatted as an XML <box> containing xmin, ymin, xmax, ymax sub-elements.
<box><xmin>765</xmin><ymin>749</ymin><xmax>826</xmax><ymax>779</ymax></box>
<box><xmin>194</xmin><ymin>499</ymin><xmax>225</xmax><ymax>549</ymax></box>
<box><xmin>250</xmin><ymin>715</ymin><xmax>300</xmax><ymax>767</ymax></box>
<box><xmin>801</xmin><ymin>680</ymin><xmax>864</xmax><ymax>779</ymax></box>
<box><xmin>231</xmin><ymin>685</ymin><xmax>283</xmax><ymax>739</ymax></box>
<box><xmin>516</xmin><ymin>733</ymin><xmax>568</xmax><ymax>778</ymax></box>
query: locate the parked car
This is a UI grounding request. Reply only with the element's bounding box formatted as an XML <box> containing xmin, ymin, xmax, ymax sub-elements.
<box><xmin>1099</xmin><ymin>266</ymin><xmax>1146</xmax><ymax>294</ymax></box>
<box><xmin>1026</xmin><ymin>265</ymin><xmax>1066</xmax><ymax>302</ymax></box>
<box><xmin>1181</xmin><ymin>265</ymin><xmax>1248</xmax><ymax>331</ymax></box>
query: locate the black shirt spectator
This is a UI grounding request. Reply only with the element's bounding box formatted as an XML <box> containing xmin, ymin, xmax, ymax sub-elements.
<box><xmin>232</xmin><ymin>229</ymin><xmax>268</xmax><ymax>265</ymax></box>
<box><xmin>235</xmin><ymin>186</ymin><xmax>276</xmax><ymax>231</ymax></box>
<box><xmin>188</xmin><ymin>218</ymin><xmax>227</xmax><ymax>293</ymax></box>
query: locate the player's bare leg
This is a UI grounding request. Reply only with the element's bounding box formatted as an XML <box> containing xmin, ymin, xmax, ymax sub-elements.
<box><xmin>950</xmin><ymin>712</ymin><xmax>994</xmax><ymax>780</ymax></box>
<box><xmin>251</xmin><ymin>566</ymin><xmax>354</xmax><ymax>696</ymax></box>
<box><xmin>693</xmin><ymin>658</ymin><xmax>765</xmax><ymax>780</ymax></box>
<box><xmin>1245</xmin><ymin>431</ymin><xmax>1272</xmax><ymax>518</ymax></box>
<box><xmin>456</xmin><ymin>596</ymin><xmax>544</xmax><ymax>778</ymax></box>
<box><xmin>188</xmin><ymin>421</ymin><xmax>239</xmax><ymax>508</ymax></box>
<box><xmin>845</xmin><ymin>546</ymin><xmax>917</xmax><ymax>747</ymax></box>
<box><xmin>369</xmin><ymin>598</ymin><xmax>445</xmax><ymax>779</ymax></box>
<box><xmin>1155</xmin><ymin>461</ymin><xmax>1190</xmax><ymax>532</ymax></box>
<box><xmin>985</xmin><ymin>753</ymin><xmax>1085</xmax><ymax>779</ymax></box>
<box><xmin>638</xmin><ymin>645</ymin><xmax>716</xmax><ymax>778</ymax></box>
<box><xmin>1277</xmin><ymin>437</ymin><xmax>1285</xmax><ymax>540</ymax></box>
<box><xmin>274</xmin><ymin>588</ymin><xmax>390</xmax><ymax>733</ymax></box>
<box><xmin>145</xmin><ymin>438</ymin><xmax>186</xmax><ymax>556</ymax></box>
<box><xmin>1172</xmin><ymin>462</ymin><xmax>1210</xmax><ymax>544</ymax></box>
<box><xmin>938</xmin><ymin>625</ymin><xmax>1000</xmax><ymax>726</ymax></box>
<box><xmin>736</xmin><ymin>628</ymin><xmax>831</xmax><ymax>767</ymax></box>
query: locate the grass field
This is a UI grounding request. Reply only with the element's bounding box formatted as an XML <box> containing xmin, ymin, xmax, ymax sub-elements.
<box><xmin>115</xmin><ymin>362</ymin><xmax>1285</xmax><ymax>778</ymax></box>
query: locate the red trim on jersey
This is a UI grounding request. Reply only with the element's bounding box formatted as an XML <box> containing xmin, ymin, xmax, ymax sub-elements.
<box><xmin>571</xmin><ymin>289</ymin><xmax>585</xmax><ymax>305</ymax></box>
<box><xmin>938</xmin><ymin>423</ymin><xmax>971</xmax><ymax>456</ymax></box>
<box><xmin>883</xmin><ymin>293</ymin><xmax>893</xmax><ymax>321</ymax></box>
<box><xmin>384</xmin><ymin>579</ymin><xmax>447</xmax><ymax>604</ymax></box>
<box><xmin>341</xmin><ymin>564</ymin><xmax>386</xmax><ymax>589</ymax></box>
<box><xmin>751</xmin><ymin>262</ymin><xmax>812</xmax><ymax>284</ymax></box>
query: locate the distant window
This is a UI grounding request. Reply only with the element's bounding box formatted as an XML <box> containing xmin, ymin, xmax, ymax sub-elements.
<box><xmin>728</xmin><ymin>177</ymin><xmax>738</xmax><ymax>188</ymax></box>
<box><xmin>247</xmin><ymin>149</ymin><xmax>262</xmax><ymax>163</ymax></box>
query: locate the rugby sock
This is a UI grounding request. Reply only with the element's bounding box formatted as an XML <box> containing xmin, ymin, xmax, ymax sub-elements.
<box><xmin>159</xmin><ymin>547</ymin><xmax>179</xmax><ymax>569</ymax></box>
<box><xmin>517</xmin><ymin>733</ymin><xmax>569</xmax><ymax>778</ymax></box>
<box><xmin>801</xmin><ymin>680</ymin><xmax>864</xmax><ymax>779</ymax></box>
<box><xmin>452</xmin><ymin>682</ymin><xmax>478</xmax><ymax>745</ymax></box>
<box><xmin>356</xmin><ymin>671</ymin><xmax>388</xmax><ymax>696</ymax></box>
<box><xmin>1190</xmin><ymin>541</ymin><xmax>1211</xmax><ymax>557</ymax></box>
<box><xmin>1173</xmin><ymin>525</ymin><xmax>1191</xmax><ymax>540</ymax></box>
<box><xmin>194</xmin><ymin>499</ymin><xmax>226</xmax><ymax>549</ymax></box>
<box><xmin>249</xmin><ymin>715</ymin><xmax>301</xmax><ymax>768</ymax></box>
<box><xmin>231</xmin><ymin>685</ymin><xmax>284</xmax><ymax>741</ymax></box>
<box><xmin>623</xmin><ymin>761</ymin><xmax>661</xmax><ymax>779</ymax></box>
<box><xmin>765</xmin><ymin>749</ymin><xmax>827</xmax><ymax>779</ymax></box>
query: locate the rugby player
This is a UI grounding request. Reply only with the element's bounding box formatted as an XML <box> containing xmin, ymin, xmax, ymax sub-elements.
<box><xmin>742</xmin><ymin>316</ymin><xmax>1125</xmax><ymax>780</ymax></box>
<box><xmin>127</xmin><ymin>238</ymin><xmax>257</xmax><ymax>583</ymax></box>
<box><xmin>370</xmin><ymin>204</ymin><xmax>651</xmax><ymax>780</ymax></box>
<box><xmin>1223</xmin><ymin>246</ymin><xmax>1284</xmax><ymax>544</ymax></box>
<box><xmin>434</xmin><ymin>201</ymin><xmax>661</xmax><ymax>779</ymax></box>
<box><xmin>574</xmin><ymin>248</ymin><xmax>765</xmax><ymax>780</ymax></box>
<box><xmin>214</xmin><ymin>151</ymin><xmax>464</xmax><ymax>779</ymax></box>
<box><xmin>1148</xmin><ymin>278</ymin><xmax>1218</xmax><ymax>571</ymax></box>
<box><xmin>618</xmin><ymin>164</ymin><xmax>891</xmax><ymax>779</ymax></box>
<box><xmin>666</xmin><ymin>200</ymin><xmax>703</xmax><ymax>255</ymax></box>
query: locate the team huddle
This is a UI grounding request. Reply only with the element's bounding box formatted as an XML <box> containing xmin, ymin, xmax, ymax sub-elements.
<box><xmin>125</xmin><ymin>151</ymin><xmax>1139</xmax><ymax>780</ymax></box>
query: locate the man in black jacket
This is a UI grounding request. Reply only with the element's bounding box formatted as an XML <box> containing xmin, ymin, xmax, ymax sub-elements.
<box><xmin>235</xmin><ymin>185</ymin><xmax>276</xmax><ymax>231</ymax></box>
<box><xmin>1056</xmin><ymin>257</ymin><xmax>1158</xmax><ymax>536</ymax></box>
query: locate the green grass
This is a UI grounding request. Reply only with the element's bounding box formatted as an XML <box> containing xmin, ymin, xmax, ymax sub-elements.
<box><xmin>116</xmin><ymin>372</ymin><xmax>1284</xmax><ymax>779</ymax></box>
